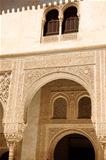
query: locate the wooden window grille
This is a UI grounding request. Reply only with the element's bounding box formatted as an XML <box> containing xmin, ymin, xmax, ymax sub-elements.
<box><xmin>44</xmin><ymin>9</ymin><xmax>59</xmax><ymax>36</ymax></box>
<box><xmin>46</xmin><ymin>20</ymin><xmax>59</xmax><ymax>35</ymax></box>
<box><xmin>62</xmin><ymin>6</ymin><xmax>79</xmax><ymax>34</ymax></box>
<box><xmin>64</xmin><ymin>16</ymin><xmax>79</xmax><ymax>33</ymax></box>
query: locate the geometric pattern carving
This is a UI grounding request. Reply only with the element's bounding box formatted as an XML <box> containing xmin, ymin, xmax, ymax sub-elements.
<box><xmin>0</xmin><ymin>72</ymin><xmax>11</xmax><ymax>104</ymax></box>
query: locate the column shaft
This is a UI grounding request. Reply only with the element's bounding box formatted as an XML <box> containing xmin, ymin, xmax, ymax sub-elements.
<box><xmin>8</xmin><ymin>142</ymin><xmax>16</xmax><ymax>160</ymax></box>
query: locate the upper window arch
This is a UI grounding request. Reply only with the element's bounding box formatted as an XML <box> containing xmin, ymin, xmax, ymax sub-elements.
<box><xmin>43</xmin><ymin>9</ymin><xmax>59</xmax><ymax>36</ymax></box>
<box><xmin>62</xmin><ymin>6</ymin><xmax>79</xmax><ymax>34</ymax></box>
<box><xmin>78</xmin><ymin>96</ymin><xmax>91</xmax><ymax>119</ymax></box>
<box><xmin>53</xmin><ymin>97</ymin><xmax>67</xmax><ymax>119</ymax></box>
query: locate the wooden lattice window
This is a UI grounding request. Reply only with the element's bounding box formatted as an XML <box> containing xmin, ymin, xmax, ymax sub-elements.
<box><xmin>44</xmin><ymin>9</ymin><xmax>59</xmax><ymax>36</ymax></box>
<box><xmin>53</xmin><ymin>97</ymin><xmax>67</xmax><ymax>119</ymax></box>
<box><xmin>62</xmin><ymin>6</ymin><xmax>79</xmax><ymax>34</ymax></box>
<box><xmin>78</xmin><ymin>97</ymin><xmax>91</xmax><ymax>119</ymax></box>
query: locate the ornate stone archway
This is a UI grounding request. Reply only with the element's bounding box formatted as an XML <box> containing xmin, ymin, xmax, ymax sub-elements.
<box><xmin>47</xmin><ymin>129</ymin><xmax>99</xmax><ymax>160</ymax></box>
<box><xmin>22</xmin><ymin>67</ymin><xmax>97</xmax><ymax>160</ymax></box>
<box><xmin>23</xmin><ymin>70</ymin><xmax>94</xmax><ymax>120</ymax></box>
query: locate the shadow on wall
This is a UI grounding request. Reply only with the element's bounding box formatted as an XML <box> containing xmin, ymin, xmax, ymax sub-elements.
<box><xmin>0</xmin><ymin>0</ymin><xmax>65</xmax><ymax>14</ymax></box>
<box><xmin>0</xmin><ymin>102</ymin><xmax>8</xmax><ymax>159</ymax></box>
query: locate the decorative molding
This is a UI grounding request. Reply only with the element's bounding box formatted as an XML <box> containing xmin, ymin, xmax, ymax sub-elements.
<box><xmin>24</xmin><ymin>52</ymin><xmax>94</xmax><ymax>70</ymax></box>
<box><xmin>0</xmin><ymin>72</ymin><xmax>11</xmax><ymax>104</ymax></box>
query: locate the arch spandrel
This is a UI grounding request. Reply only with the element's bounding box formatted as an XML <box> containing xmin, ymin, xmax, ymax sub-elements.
<box><xmin>23</xmin><ymin>64</ymin><xmax>95</xmax><ymax>110</ymax></box>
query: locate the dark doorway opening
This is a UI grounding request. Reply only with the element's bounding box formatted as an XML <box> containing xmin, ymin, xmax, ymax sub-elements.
<box><xmin>0</xmin><ymin>151</ymin><xmax>9</xmax><ymax>160</ymax></box>
<box><xmin>0</xmin><ymin>151</ymin><xmax>15</xmax><ymax>160</ymax></box>
<box><xmin>54</xmin><ymin>133</ymin><xmax>95</xmax><ymax>160</ymax></box>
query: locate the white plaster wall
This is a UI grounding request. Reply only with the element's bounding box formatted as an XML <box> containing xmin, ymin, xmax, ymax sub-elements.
<box><xmin>79</xmin><ymin>1</ymin><xmax>106</xmax><ymax>46</ymax></box>
<box><xmin>21</xmin><ymin>90</ymin><xmax>41</xmax><ymax>160</ymax></box>
<box><xmin>1</xmin><ymin>6</ymin><xmax>43</xmax><ymax>54</ymax></box>
<box><xmin>1</xmin><ymin>0</ymin><xmax>106</xmax><ymax>54</ymax></box>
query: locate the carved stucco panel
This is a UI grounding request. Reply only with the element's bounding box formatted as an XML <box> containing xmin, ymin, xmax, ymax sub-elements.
<box><xmin>0</xmin><ymin>72</ymin><xmax>11</xmax><ymax>104</ymax></box>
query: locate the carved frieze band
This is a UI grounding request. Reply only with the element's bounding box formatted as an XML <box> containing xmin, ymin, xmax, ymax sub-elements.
<box><xmin>0</xmin><ymin>72</ymin><xmax>11</xmax><ymax>104</ymax></box>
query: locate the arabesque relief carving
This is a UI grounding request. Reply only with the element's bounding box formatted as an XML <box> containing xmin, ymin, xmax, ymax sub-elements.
<box><xmin>0</xmin><ymin>72</ymin><xmax>11</xmax><ymax>104</ymax></box>
<box><xmin>24</xmin><ymin>65</ymin><xmax>94</xmax><ymax>95</ymax></box>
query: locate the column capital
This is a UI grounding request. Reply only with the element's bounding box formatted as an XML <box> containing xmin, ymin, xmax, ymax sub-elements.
<box><xmin>4</xmin><ymin>122</ymin><xmax>27</xmax><ymax>143</ymax></box>
<box><xmin>59</xmin><ymin>17</ymin><xmax>63</xmax><ymax>22</ymax></box>
<box><xmin>98</xmin><ymin>135</ymin><xmax>106</xmax><ymax>149</ymax></box>
<box><xmin>7</xmin><ymin>141</ymin><xmax>16</xmax><ymax>149</ymax></box>
<box><xmin>5</xmin><ymin>132</ymin><xmax>23</xmax><ymax>143</ymax></box>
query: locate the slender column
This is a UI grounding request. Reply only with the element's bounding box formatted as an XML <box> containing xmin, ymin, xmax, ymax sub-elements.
<box><xmin>103</xmin><ymin>143</ymin><xmax>106</xmax><ymax>160</ymax></box>
<box><xmin>59</xmin><ymin>18</ymin><xmax>63</xmax><ymax>41</ymax></box>
<box><xmin>7</xmin><ymin>141</ymin><xmax>16</xmax><ymax>160</ymax></box>
<box><xmin>4</xmin><ymin>123</ymin><xmax>26</xmax><ymax>160</ymax></box>
<box><xmin>41</xmin><ymin>19</ymin><xmax>45</xmax><ymax>41</ymax></box>
<box><xmin>99</xmin><ymin>136</ymin><xmax>106</xmax><ymax>160</ymax></box>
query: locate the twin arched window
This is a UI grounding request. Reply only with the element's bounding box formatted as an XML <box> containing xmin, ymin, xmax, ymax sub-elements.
<box><xmin>52</xmin><ymin>96</ymin><xmax>91</xmax><ymax>119</ymax></box>
<box><xmin>43</xmin><ymin>6</ymin><xmax>79</xmax><ymax>36</ymax></box>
